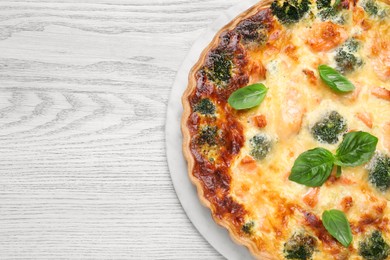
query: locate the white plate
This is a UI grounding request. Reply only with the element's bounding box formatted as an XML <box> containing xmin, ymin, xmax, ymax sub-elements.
<box><xmin>165</xmin><ymin>1</ymin><xmax>259</xmax><ymax>259</ymax></box>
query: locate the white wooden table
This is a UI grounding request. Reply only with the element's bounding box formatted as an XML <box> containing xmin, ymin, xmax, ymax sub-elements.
<box><xmin>0</xmin><ymin>0</ymin><xmax>241</xmax><ymax>258</ymax></box>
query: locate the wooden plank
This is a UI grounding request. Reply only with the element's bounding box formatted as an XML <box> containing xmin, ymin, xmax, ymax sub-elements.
<box><xmin>0</xmin><ymin>0</ymin><xmax>240</xmax><ymax>258</ymax></box>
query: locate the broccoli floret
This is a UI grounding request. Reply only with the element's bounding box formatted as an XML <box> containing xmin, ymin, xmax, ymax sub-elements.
<box><xmin>316</xmin><ymin>0</ymin><xmax>336</xmax><ymax>20</ymax></box>
<box><xmin>359</xmin><ymin>230</ymin><xmax>390</xmax><ymax>260</ymax></box>
<box><xmin>316</xmin><ymin>0</ymin><xmax>331</xmax><ymax>9</ymax></box>
<box><xmin>249</xmin><ymin>134</ymin><xmax>272</xmax><ymax>160</ymax></box>
<box><xmin>205</xmin><ymin>52</ymin><xmax>233</xmax><ymax>87</ymax></box>
<box><xmin>236</xmin><ymin>20</ymin><xmax>268</xmax><ymax>46</ymax></box>
<box><xmin>334</xmin><ymin>39</ymin><xmax>363</xmax><ymax>73</ymax></box>
<box><xmin>316</xmin><ymin>0</ymin><xmax>345</xmax><ymax>22</ymax></box>
<box><xmin>194</xmin><ymin>98</ymin><xmax>216</xmax><ymax>115</ymax></box>
<box><xmin>198</xmin><ymin>126</ymin><xmax>217</xmax><ymax>146</ymax></box>
<box><xmin>363</xmin><ymin>0</ymin><xmax>379</xmax><ymax>15</ymax></box>
<box><xmin>318</xmin><ymin>7</ymin><xmax>337</xmax><ymax>20</ymax></box>
<box><xmin>368</xmin><ymin>154</ymin><xmax>390</xmax><ymax>191</ymax></box>
<box><xmin>335</xmin><ymin>50</ymin><xmax>363</xmax><ymax>73</ymax></box>
<box><xmin>343</xmin><ymin>38</ymin><xmax>360</xmax><ymax>52</ymax></box>
<box><xmin>284</xmin><ymin>233</ymin><xmax>317</xmax><ymax>260</ymax></box>
<box><xmin>271</xmin><ymin>0</ymin><xmax>311</xmax><ymax>24</ymax></box>
<box><xmin>362</xmin><ymin>0</ymin><xmax>388</xmax><ymax>18</ymax></box>
<box><xmin>242</xmin><ymin>221</ymin><xmax>255</xmax><ymax>235</ymax></box>
<box><xmin>311</xmin><ymin>111</ymin><xmax>347</xmax><ymax>144</ymax></box>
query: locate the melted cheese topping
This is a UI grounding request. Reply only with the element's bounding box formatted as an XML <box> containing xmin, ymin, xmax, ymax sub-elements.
<box><xmin>229</xmin><ymin>3</ymin><xmax>390</xmax><ymax>259</ymax></box>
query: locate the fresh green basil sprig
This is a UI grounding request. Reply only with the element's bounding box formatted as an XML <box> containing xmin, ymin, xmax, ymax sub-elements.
<box><xmin>334</xmin><ymin>131</ymin><xmax>379</xmax><ymax>167</ymax></box>
<box><xmin>318</xmin><ymin>65</ymin><xmax>355</xmax><ymax>93</ymax></box>
<box><xmin>289</xmin><ymin>148</ymin><xmax>334</xmax><ymax>187</ymax></box>
<box><xmin>228</xmin><ymin>83</ymin><xmax>268</xmax><ymax>110</ymax></box>
<box><xmin>289</xmin><ymin>131</ymin><xmax>378</xmax><ymax>187</ymax></box>
<box><xmin>322</xmin><ymin>209</ymin><xmax>353</xmax><ymax>247</ymax></box>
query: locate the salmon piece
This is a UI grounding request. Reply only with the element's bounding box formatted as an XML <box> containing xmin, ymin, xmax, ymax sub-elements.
<box><xmin>356</xmin><ymin>112</ymin><xmax>373</xmax><ymax>128</ymax></box>
<box><xmin>277</xmin><ymin>88</ymin><xmax>306</xmax><ymax>140</ymax></box>
<box><xmin>283</xmin><ymin>44</ymin><xmax>298</xmax><ymax>61</ymax></box>
<box><xmin>303</xmin><ymin>188</ymin><xmax>320</xmax><ymax>208</ymax></box>
<box><xmin>371</xmin><ymin>87</ymin><xmax>390</xmax><ymax>101</ymax></box>
<box><xmin>247</xmin><ymin>59</ymin><xmax>267</xmax><ymax>83</ymax></box>
<box><xmin>306</xmin><ymin>22</ymin><xmax>348</xmax><ymax>52</ymax></box>
<box><xmin>254</xmin><ymin>114</ymin><xmax>267</xmax><ymax>128</ymax></box>
<box><xmin>262</xmin><ymin>28</ymin><xmax>290</xmax><ymax>60</ymax></box>
<box><xmin>239</xmin><ymin>155</ymin><xmax>257</xmax><ymax>172</ymax></box>
<box><xmin>371</xmin><ymin>29</ymin><xmax>390</xmax><ymax>81</ymax></box>
<box><xmin>341</xmin><ymin>196</ymin><xmax>353</xmax><ymax>212</ymax></box>
<box><xmin>352</xmin><ymin>6</ymin><xmax>365</xmax><ymax>24</ymax></box>
<box><xmin>241</xmin><ymin>155</ymin><xmax>256</xmax><ymax>164</ymax></box>
<box><xmin>353</xmin><ymin>6</ymin><xmax>371</xmax><ymax>31</ymax></box>
<box><xmin>303</xmin><ymin>69</ymin><xmax>317</xmax><ymax>85</ymax></box>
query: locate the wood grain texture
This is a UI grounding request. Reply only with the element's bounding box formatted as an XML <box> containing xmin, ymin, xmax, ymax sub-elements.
<box><xmin>0</xmin><ymin>0</ymin><xmax>240</xmax><ymax>258</ymax></box>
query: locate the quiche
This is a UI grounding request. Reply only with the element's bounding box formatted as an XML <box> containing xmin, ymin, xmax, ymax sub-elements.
<box><xmin>181</xmin><ymin>0</ymin><xmax>390</xmax><ymax>259</ymax></box>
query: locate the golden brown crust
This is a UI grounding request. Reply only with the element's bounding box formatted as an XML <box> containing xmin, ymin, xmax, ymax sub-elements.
<box><xmin>181</xmin><ymin>1</ymin><xmax>275</xmax><ymax>259</ymax></box>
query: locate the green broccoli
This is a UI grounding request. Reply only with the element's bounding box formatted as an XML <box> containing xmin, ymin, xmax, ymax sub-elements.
<box><xmin>318</xmin><ymin>7</ymin><xmax>337</xmax><ymax>20</ymax></box>
<box><xmin>311</xmin><ymin>111</ymin><xmax>347</xmax><ymax>144</ymax></box>
<box><xmin>335</xmin><ymin>50</ymin><xmax>363</xmax><ymax>73</ymax></box>
<box><xmin>194</xmin><ymin>98</ymin><xmax>216</xmax><ymax>115</ymax></box>
<box><xmin>364</xmin><ymin>0</ymin><xmax>379</xmax><ymax>15</ymax></box>
<box><xmin>364</xmin><ymin>0</ymin><xmax>388</xmax><ymax>18</ymax></box>
<box><xmin>271</xmin><ymin>0</ymin><xmax>311</xmax><ymax>24</ymax></box>
<box><xmin>284</xmin><ymin>233</ymin><xmax>317</xmax><ymax>260</ymax></box>
<box><xmin>242</xmin><ymin>221</ymin><xmax>255</xmax><ymax>235</ymax></box>
<box><xmin>249</xmin><ymin>134</ymin><xmax>272</xmax><ymax>160</ymax></box>
<box><xmin>359</xmin><ymin>230</ymin><xmax>390</xmax><ymax>260</ymax></box>
<box><xmin>316</xmin><ymin>0</ymin><xmax>345</xmax><ymax>22</ymax></box>
<box><xmin>361</xmin><ymin>0</ymin><xmax>389</xmax><ymax>18</ymax></box>
<box><xmin>343</xmin><ymin>38</ymin><xmax>360</xmax><ymax>52</ymax></box>
<box><xmin>236</xmin><ymin>20</ymin><xmax>268</xmax><ymax>46</ymax></box>
<box><xmin>368</xmin><ymin>154</ymin><xmax>390</xmax><ymax>191</ymax></box>
<box><xmin>205</xmin><ymin>52</ymin><xmax>233</xmax><ymax>87</ymax></box>
<box><xmin>334</xmin><ymin>39</ymin><xmax>363</xmax><ymax>74</ymax></box>
<box><xmin>198</xmin><ymin>126</ymin><xmax>218</xmax><ymax>146</ymax></box>
<box><xmin>316</xmin><ymin>0</ymin><xmax>331</xmax><ymax>9</ymax></box>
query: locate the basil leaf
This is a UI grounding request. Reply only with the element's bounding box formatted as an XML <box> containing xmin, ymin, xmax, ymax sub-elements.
<box><xmin>318</xmin><ymin>65</ymin><xmax>355</xmax><ymax>93</ymax></box>
<box><xmin>322</xmin><ymin>209</ymin><xmax>353</xmax><ymax>247</ymax></box>
<box><xmin>334</xmin><ymin>131</ymin><xmax>378</xmax><ymax>167</ymax></box>
<box><xmin>228</xmin><ymin>83</ymin><xmax>268</xmax><ymax>110</ymax></box>
<box><xmin>289</xmin><ymin>148</ymin><xmax>335</xmax><ymax>187</ymax></box>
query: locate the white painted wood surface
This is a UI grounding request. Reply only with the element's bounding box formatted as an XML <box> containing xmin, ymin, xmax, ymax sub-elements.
<box><xmin>0</xmin><ymin>0</ymin><xmax>241</xmax><ymax>258</ymax></box>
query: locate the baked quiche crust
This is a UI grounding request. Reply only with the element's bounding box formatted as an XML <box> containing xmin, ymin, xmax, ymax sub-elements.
<box><xmin>181</xmin><ymin>0</ymin><xmax>390</xmax><ymax>259</ymax></box>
